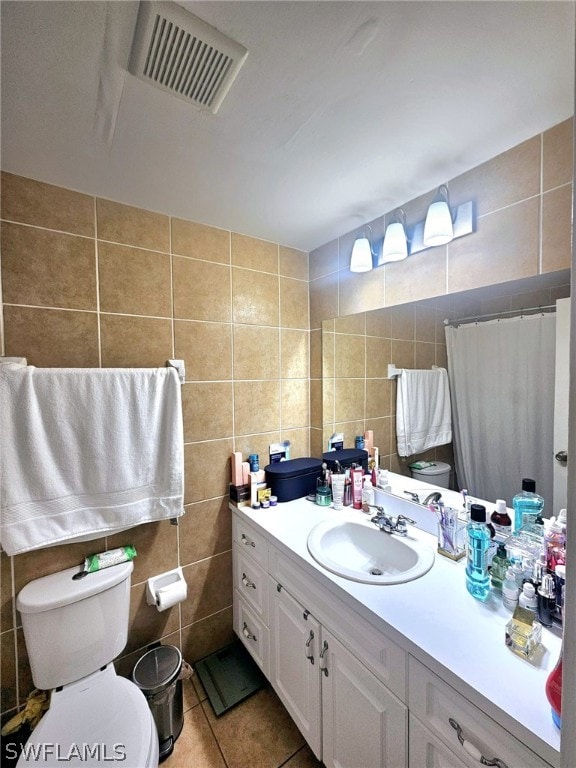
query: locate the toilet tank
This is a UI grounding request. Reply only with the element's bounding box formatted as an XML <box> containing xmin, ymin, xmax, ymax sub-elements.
<box><xmin>16</xmin><ymin>560</ymin><xmax>133</xmax><ymax>690</ymax></box>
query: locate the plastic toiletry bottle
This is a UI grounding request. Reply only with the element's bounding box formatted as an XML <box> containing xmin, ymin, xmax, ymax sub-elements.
<box><xmin>512</xmin><ymin>560</ymin><xmax>525</xmax><ymax>589</ymax></box>
<box><xmin>351</xmin><ymin>466</ymin><xmax>364</xmax><ymax>510</ymax></box>
<box><xmin>490</xmin><ymin>499</ymin><xmax>512</xmax><ymax>538</ymax></box>
<box><xmin>512</xmin><ymin>478</ymin><xmax>544</xmax><ymax>532</ymax></box>
<box><xmin>502</xmin><ymin>567</ymin><xmax>521</xmax><ymax>612</ymax></box>
<box><xmin>537</xmin><ymin>573</ymin><xmax>556</xmax><ymax>628</ymax></box>
<box><xmin>545</xmin><ymin>644</ymin><xmax>563</xmax><ymax>729</ymax></box>
<box><xmin>362</xmin><ymin>475</ymin><xmax>375</xmax><ymax>509</ymax></box>
<box><xmin>546</xmin><ymin>509</ymin><xmax>567</xmax><ymax>574</ymax></box>
<box><xmin>465</xmin><ymin>504</ymin><xmax>491</xmax><ymax>602</ymax></box>
<box><xmin>518</xmin><ymin>582</ymin><xmax>538</xmax><ymax>613</ymax></box>
<box><xmin>371</xmin><ymin>447</ymin><xmax>379</xmax><ymax>486</ymax></box>
<box><xmin>343</xmin><ymin>470</ymin><xmax>352</xmax><ymax>506</ymax></box>
<box><xmin>490</xmin><ymin>543</ymin><xmax>510</xmax><ymax>590</ymax></box>
<box><xmin>554</xmin><ymin>564</ymin><xmax>566</xmax><ymax>623</ymax></box>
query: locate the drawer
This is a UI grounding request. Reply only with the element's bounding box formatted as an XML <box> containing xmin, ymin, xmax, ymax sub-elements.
<box><xmin>232</xmin><ymin>514</ymin><xmax>269</xmax><ymax>569</ymax></box>
<box><xmin>233</xmin><ymin>544</ymin><xmax>269</xmax><ymax>624</ymax></box>
<box><xmin>409</xmin><ymin>713</ymin><xmax>468</xmax><ymax>768</ymax></box>
<box><xmin>233</xmin><ymin>590</ymin><xmax>270</xmax><ymax>677</ymax></box>
<box><xmin>270</xmin><ymin>545</ymin><xmax>406</xmax><ymax>701</ymax></box>
<box><xmin>408</xmin><ymin>657</ymin><xmax>552</xmax><ymax>768</ymax></box>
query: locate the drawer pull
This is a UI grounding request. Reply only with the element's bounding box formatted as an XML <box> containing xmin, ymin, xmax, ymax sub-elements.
<box><xmin>241</xmin><ymin>533</ymin><xmax>256</xmax><ymax>547</ymax></box>
<box><xmin>241</xmin><ymin>573</ymin><xmax>256</xmax><ymax>589</ymax></box>
<box><xmin>319</xmin><ymin>640</ymin><xmax>329</xmax><ymax>677</ymax></box>
<box><xmin>242</xmin><ymin>622</ymin><xmax>257</xmax><ymax>642</ymax></box>
<box><xmin>305</xmin><ymin>630</ymin><xmax>315</xmax><ymax>664</ymax></box>
<box><xmin>449</xmin><ymin>718</ymin><xmax>509</xmax><ymax>768</ymax></box>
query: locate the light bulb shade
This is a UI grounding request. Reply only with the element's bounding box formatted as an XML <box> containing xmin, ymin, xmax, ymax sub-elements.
<box><xmin>423</xmin><ymin>200</ymin><xmax>453</xmax><ymax>246</ymax></box>
<box><xmin>382</xmin><ymin>221</ymin><xmax>408</xmax><ymax>263</ymax></box>
<box><xmin>350</xmin><ymin>236</ymin><xmax>373</xmax><ymax>272</ymax></box>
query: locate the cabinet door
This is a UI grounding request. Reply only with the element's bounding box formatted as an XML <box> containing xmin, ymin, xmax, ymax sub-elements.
<box><xmin>269</xmin><ymin>581</ymin><xmax>322</xmax><ymax>759</ymax></box>
<box><xmin>321</xmin><ymin>628</ymin><xmax>407</xmax><ymax>768</ymax></box>
<box><xmin>233</xmin><ymin>590</ymin><xmax>269</xmax><ymax>677</ymax></box>
<box><xmin>233</xmin><ymin>545</ymin><xmax>269</xmax><ymax>623</ymax></box>
<box><xmin>409</xmin><ymin>714</ymin><xmax>468</xmax><ymax>768</ymax></box>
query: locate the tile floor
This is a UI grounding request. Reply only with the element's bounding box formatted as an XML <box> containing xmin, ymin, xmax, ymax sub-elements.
<box><xmin>163</xmin><ymin>674</ymin><xmax>322</xmax><ymax>768</ymax></box>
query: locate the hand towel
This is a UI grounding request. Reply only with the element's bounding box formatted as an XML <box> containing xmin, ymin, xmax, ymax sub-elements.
<box><xmin>0</xmin><ymin>362</ymin><xmax>184</xmax><ymax>556</ymax></box>
<box><xmin>395</xmin><ymin>367</ymin><xmax>452</xmax><ymax>458</ymax></box>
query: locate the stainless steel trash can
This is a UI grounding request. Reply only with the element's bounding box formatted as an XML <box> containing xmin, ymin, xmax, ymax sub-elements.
<box><xmin>132</xmin><ymin>645</ymin><xmax>184</xmax><ymax>762</ymax></box>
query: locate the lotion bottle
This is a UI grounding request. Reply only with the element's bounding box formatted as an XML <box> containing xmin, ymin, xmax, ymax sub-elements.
<box><xmin>502</xmin><ymin>567</ymin><xmax>520</xmax><ymax>612</ymax></box>
<box><xmin>362</xmin><ymin>475</ymin><xmax>375</xmax><ymax>509</ymax></box>
<box><xmin>351</xmin><ymin>466</ymin><xmax>363</xmax><ymax>510</ymax></box>
<box><xmin>518</xmin><ymin>582</ymin><xmax>538</xmax><ymax>613</ymax></box>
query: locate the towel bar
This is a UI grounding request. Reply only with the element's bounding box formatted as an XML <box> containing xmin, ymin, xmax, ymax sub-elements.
<box><xmin>388</xmin><ymin>363</ymin><xmax>442</xmax><ymax>380</ymax></box>
<box><xmin>165</xmin><ymin>359</ymin><xmax>185</xmax><ymax>383</ymax></box>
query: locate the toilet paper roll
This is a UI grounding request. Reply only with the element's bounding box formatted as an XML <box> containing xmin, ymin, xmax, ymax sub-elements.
<box><xmin>155</xmin><ymin>580</ymin><xmax>187</xmax><ymax>612</ymax></box>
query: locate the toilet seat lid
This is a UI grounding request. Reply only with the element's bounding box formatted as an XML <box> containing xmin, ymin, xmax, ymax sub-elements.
<box><xmin>18</xmin><ymin>668</ymin><xmax>157</xmax><ymax>767</ymax></box>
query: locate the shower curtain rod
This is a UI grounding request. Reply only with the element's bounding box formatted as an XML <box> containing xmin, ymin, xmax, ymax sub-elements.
<box><xmin>443</xmin><ymin>303</ymin><xmax>557</xmax><ymax>328</ymax></box>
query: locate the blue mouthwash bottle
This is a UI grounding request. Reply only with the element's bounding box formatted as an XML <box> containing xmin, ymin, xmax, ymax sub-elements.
<box><xmin>466</xmin><ymin>503</ymin><xmax>491</xmax><ymax>602</ymax></box>
<box><xmin>512</xmin><ymin>478</ymin><xmax>544</xmax><ymax>532</ymax></box>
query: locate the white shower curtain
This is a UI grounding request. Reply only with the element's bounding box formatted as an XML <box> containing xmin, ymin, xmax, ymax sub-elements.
<box><xmin>445</xmin><ymin>313</ymin><xmax>556</xmax><ymax>507</ymax></box>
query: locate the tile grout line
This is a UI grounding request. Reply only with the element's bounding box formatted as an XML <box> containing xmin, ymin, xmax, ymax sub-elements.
<box><xmin>94</xmin><ymin>197</ymin><xmax>102</xmax><ymax>367</ymax></box>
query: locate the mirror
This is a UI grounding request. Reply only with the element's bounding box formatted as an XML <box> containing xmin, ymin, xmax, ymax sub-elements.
<box><xmin>321</xmin><ymin>270</ymin><xmax>571</xmax><ymax>488</ymax></box>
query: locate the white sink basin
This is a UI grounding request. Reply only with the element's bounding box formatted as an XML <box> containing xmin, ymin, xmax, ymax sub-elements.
<box><xmin>307</xmin><ymin>519</ymin><xmax>435</xmax><ymax>585</ymax></box>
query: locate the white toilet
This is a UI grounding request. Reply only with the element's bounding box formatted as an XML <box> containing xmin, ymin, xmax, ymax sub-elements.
<box><xmin>16</xmin><ymin>560</ymin><xmax>159</xmax><ymax>767</ymax></box>
<box><xmin>410</xmin><ymin>460</ymin><xmax>452</xmax><ymax>489</ymax></box>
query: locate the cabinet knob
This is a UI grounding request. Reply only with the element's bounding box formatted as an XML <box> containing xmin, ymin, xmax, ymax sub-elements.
<box><xmin>241</xmin><ymin>533</ymin><xmax>256</xmax><ymax>547</ymax></box>
<box><xmin>449</xmin><ymin>718</ymin><xmax>508</xmax><ymax>768</ymax></box>
<box><xmin>555</xmin><ymin>450</ymin><xmax>568</xmax><ymax>463</ymax></box>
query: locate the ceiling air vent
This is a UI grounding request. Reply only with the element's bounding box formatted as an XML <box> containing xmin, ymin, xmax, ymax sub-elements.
<box><xmin>128</xmin><ymin>1</ymin><xmax>248</xmax><ymax>114</ymax></box>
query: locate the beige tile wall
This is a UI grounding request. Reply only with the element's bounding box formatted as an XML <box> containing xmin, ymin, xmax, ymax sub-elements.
<box><xmin>309</xmin><ymin>118</ymin><xmax>574</xmax><ymax>459</ymax></box>
<box><xmin>0</xmin><ymin>116</ymin><xmax>572</xmax><ymax>719</ymax></box>
<box><xmin>0</xmin><ymin>173</ymin><xmax>309</xmax><ymax>718</ymax></box>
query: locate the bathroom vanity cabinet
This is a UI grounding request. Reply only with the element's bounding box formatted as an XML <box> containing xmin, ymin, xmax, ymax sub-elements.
<box><xmin>232</xmin><ymin>496</ymin><xmax>560</xmax><ymax>768</ymax></box>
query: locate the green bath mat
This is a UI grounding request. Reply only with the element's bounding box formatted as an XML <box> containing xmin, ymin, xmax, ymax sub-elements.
<box><xmin>194</xmin><ymin>640</ymin><xmax>267</xmax><ymax>716</ymax></box>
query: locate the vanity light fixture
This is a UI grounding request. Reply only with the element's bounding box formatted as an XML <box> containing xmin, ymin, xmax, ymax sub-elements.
<box><xmin>423</xmin><ymin>185</ymin><xmax>454</xmax><ymax>247</ymax></box>
<box><xmin>381</xmin><ymin>208</ymin><xmax>408</xmax><ymax>264</ymax></box>
<box><xmin>349</xmin><ymin>225</ymin><xmax>376</xmax><ymax>273</ymax></box>
<box><xmin>409</xmin><ymin>189</ymin><xmax>474</xmax><ymax>256</ymax></box>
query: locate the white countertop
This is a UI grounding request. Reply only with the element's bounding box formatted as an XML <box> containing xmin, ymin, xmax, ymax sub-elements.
<box><xmin>232</xmin><ymin>472</ymin><xmax>562</xmax><ymax>766</ymax></box>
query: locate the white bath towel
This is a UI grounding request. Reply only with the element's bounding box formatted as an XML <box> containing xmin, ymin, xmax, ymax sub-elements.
<box><xmin>0</xmin><ymin>362</ymin><xmax>184</xmax><ymax>555</ymax></box>
<box><xmin>395</xmin><ymin>367</ymin><xmax>452</xmax><ymax>458</ymax></box>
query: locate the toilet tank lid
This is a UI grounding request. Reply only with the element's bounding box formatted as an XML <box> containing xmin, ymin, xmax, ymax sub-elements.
<box><xmin>411</xmin><ymin>461</ymin><xmax>451</xmax><ymax>476</ymax></box>
<box><xmin>16</xmin><ymin>560</ymin><xmax>133</xmax><ymax>615</ymax></box>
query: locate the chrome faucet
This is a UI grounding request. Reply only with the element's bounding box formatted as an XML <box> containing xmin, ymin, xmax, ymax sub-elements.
<box><xmin>403</xmin><ymin>489</ymin><xmax>442</xmax><ymax>506</ymax></box>
<box><xmin>369</xmin><ymin>507</ymin><xmax>416</xmax><ymax>536</ymax></box>
<box><xmin>423</xmin><ymin>491</ymin><xmax>442</xmax><ymax>506</ymax></box>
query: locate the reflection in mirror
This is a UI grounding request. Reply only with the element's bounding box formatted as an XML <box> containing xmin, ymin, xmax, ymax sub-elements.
<box><xmin>321</xmin><ymin>270</ymin><xmax>570</xmax><ymax>503</ymax></box>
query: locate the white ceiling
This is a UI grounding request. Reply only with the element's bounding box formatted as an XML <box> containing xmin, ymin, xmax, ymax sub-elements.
<box><xmin>1</xmin><ymin>1</ymin><xmax>574</xmax><ymax>252</ymax></box>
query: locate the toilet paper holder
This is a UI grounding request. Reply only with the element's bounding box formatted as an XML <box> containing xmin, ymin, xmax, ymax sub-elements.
<box><xmin>146</xmin><ymin>567</ymin><xmax>187</xmax><ymax>610</ymax></box>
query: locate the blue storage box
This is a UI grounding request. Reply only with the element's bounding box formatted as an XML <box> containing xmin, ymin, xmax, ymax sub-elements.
<box><xmin>322</xmin><ymin>449</ymin><xmax>368</xmax><ymax>472</ymax></box>
<box><xmin>264</xmin><ymin>458</ymin><xmax>323</xmax><ymax>502</ymax></box>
